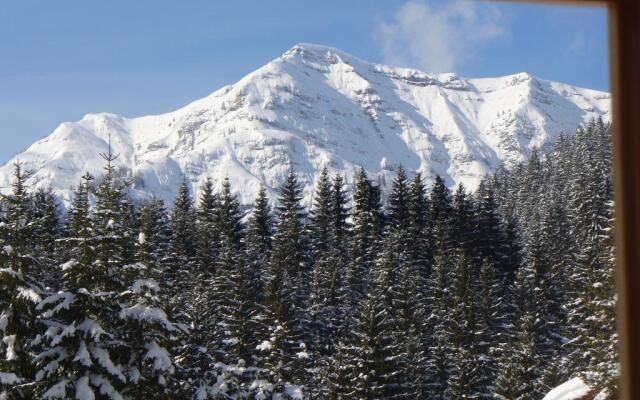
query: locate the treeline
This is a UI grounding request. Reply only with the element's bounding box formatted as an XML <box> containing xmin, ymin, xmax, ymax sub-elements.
<box><xmin>0</xmin><ymin>118</ymin><xmax>617</xmax><ymax>399</ymax></box>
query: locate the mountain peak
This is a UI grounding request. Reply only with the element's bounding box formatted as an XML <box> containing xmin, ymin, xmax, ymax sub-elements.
<box><xmin>0</xmin><ymin>44</ymin><xmax>610</xmax><ymax>207</ymax></box>
<box><xmin>282</xmin><ymin>43</ymin><xmax>353</xmax><ymax>59</ymax></box>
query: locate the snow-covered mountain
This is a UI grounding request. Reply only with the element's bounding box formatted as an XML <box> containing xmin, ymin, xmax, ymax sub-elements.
<box><xmin>0</xmin><ymin>43</ymin><xmax>610</xmax><ymax>207</ymax></box>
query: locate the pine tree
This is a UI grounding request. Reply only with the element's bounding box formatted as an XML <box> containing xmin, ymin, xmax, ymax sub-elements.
<box><xmin>331</xmin><ymin>283</ymin><xmax>398</xmax><ymax>399</ymax></box>
<box><xmin>475</xmin><ymin>179</ymin><xmax>507</xmax><ymax>273</ymax></box>
<box><xmin>494</xmin><ymin>310</ymin><xmax>539</xmax><ymax>400</ymax></box>
<box><xmin>451</xmin><ymin>183</ymin><xmax>476</xmax><ymax>258</ymax></box>
<box><xmin>475</xmin><ymin>259</ymin><xmax>505</xmax><ymax>397</ymax></box>
<box><xmin>118</xmin><ymin>262</ymin><xmax>183</xmax><ymax>399</ymax></box>
<box><xmin>425</xmin><ymin>251</ymin><xmax>451</xmax><ymax>399</ymax></box>
<box><xmin>347</xmin><ymin>168</ymin><xmax>383</xmax><ymax>314</ymax></box>
<box><xmin>257</xmin><ymin>169</ymin><xmax>310</xmax><ymax>396</ymax></box>
<box><xmin>167</xmin><ymin>180</ymin><xmax>197</xmax><ymax>319</ymax></box>
<box><xmin>429</xmin><ymin>175</ymin><xmax>453</xmax><ymax>255</ymax></box>
<box><xmin>309</xmin><ymin>168</ymin><xmax>344</xmax><ymax>358</ymax></box>
<box><xmin>407</xmin><ymin>172</ymin><xmax>430</xmax><ymax>277</ymax></box>
<box><xmin>211</xmin><ymin>178</ymin><xmax>254</xmax><ymax>367</ymax></box>
<box><xmin>580</xmin><ymin>201</ymin><xmax>618</xmax><ymax>397</ymax></box>
<box><xmin>34</xmin><ymin>169</ymin><xmax>129</xmax><ymax>399</ymax></box>
<box><xmin>446</xmin><ymin>251</ymin><xmax>482</xmax><ymax>399</ymax></box>
<box><xmin>195</xmin><ymin>177</ymin><xmax>220</xmax><ymax>276</ymax></box>
<box><xmin>245</xmin><ymin>185</ymin><xmax>273</xmax><ymax>305</ymax></box>
<box><xmin>31</xmin><ymin>187</ymin><xmax>61</xmax><ymax>286</ymax></box>
<box><xmin>0</xmin><ymin>163</ymin><xmax>41</xmax><ymax>398</ymax></box>
<box><xmin>136</xmin><ymin>199</ymin><xmax>170</xmax><ymax>273</ymax></box>
<box><xmin>91</xmin><ymin>144</ymin><xmax>135</xmax><ymax>292</ymax></box>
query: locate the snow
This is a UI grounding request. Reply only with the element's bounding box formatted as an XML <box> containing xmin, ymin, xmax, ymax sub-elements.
<box><xmin>223</xmin><ymin>337</ymin><xmax>240</xmax><ymax>346</ymax></box>
<box><xmin>51</xmin><ymin>322</ymin><xmax>76</xmax><ymax>346</ymax></box>
<box><xmin>284</xmin><ymin>384</ymin><xmax>304</xmax><ymax>400</ymax></box>
<box><xmin>35</xmin><ymin>347</ymin><xmax>68</xmax><ymax>380</ymax></box>
<box><xmin>130</xmin><ymin>279</ymin><xmax>159</xmax><ymax>293</ymax></box>
<box><xmin>2</xmin><ymin>335</ymin><xmax>18</xmax><ymax>360</ymax></box>
<box><xmin>0</xmin><ymin>268</ymin><xmax>19</xmax><ymax>279</ymax></box>
<box><xmin>0</xmin><ymin>372</ymin><xmax>22</xmax><ymax>385</ymax></box>
<box><xmin>119</xmin><ymin>304</ymin><xmax>177</xmax><ymax>331</ymax></box>
<box><xmin>18</xmin><ymin>287</ymin><xmax>42</xmax><ymax>303</ymax></box>
<box><xmin>256</xmin><ymin>340</ymin><xmax>272</xmax><ymax>351</ymax></box>
<box><xmin>89</xmin><ymin>375</ymin><xmax>124</xmax><ymax>400</ymax></box>
<box><xmin>0</xmin><ymin>43</ymin><xmax>610</xmax><ymax>207</ymax></box>
<box><xmin>89</xmin><ymin>346</ymin><xmax>126</xmax><ymax>383</ymax></box>
<box><xmin>37</xmin><ymin>292</ymin><xmax>75</xmax><ymax>318</ymax></box>
<box><xmin>250</xmin><ymin>380</ymin><xmax>274</xmax><ymax>400</ymax></box>
<box><xmin>0</xmin><ymin>310</ymin><xmax>11</xmax><ymax>331</ymax></box>
<box><xmin>144</xmin><ymin>340</ymin><xmax>174</xmax><ymax>373</ymax></box>
<box><xmin>137</xmin><ymin>232</ymin><xmax>146</xmax><ymax>244</ymax></box>
<box><xmin>60</xmin><ymin>260</ymin><xmax>77</xmax><ymax>271</ymax></box>
<box><xmin>77</xmin><ymin>318</ymin><xmax>106</xmax><ymax>340</ymax></box>
<box><xmin>75</xmin><ymin>376</ymin><xmax>95</xmax><ymax>400</ymax></box>
<box><xmin>43</xmin><ymin>380</ymin><xmax>68</xmax><ymax>399</ymax></box>
<box><xmin>73</xmin><ymin>340</ymin><xmax>93</xmax><ymax>367</ymax></box>
<box><xmin>543</xmin><ymin>377</ymin><xmax>591</xmax><ymax>400</ymax></box>
<box><xmin>128</xmin><ymin>367</ymin><xmax>140</xmax><ymax>384</ymax></box>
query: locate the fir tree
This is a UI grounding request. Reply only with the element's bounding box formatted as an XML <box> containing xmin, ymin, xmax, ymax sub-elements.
<box><xmin>31</xmin><ymin>187</ymin><xmax>60</xmax><ymax>286</ymax></box>
<box><xmin>167</xmin><ymin>180</ymin><xmax>197</xmax><ymax>319</ymax></box>
<box><xmin>195</xmin><ymin>177</ymin><xmax>220</xmax><ymax>275</ymax></box>
<box><xmin>0</xmin><ymin>163</ymin><xmax>41</xmax><ymax>398</ymax></box>
<box><xmin>347</xmin><ymin>168</ymin><xmax>383</xmax><ymax>313</ymax></box>
<box><xmin>245</xmin><ymin>185</ymin><xmax>273</xmax><ymax>305</ymax></box>
<box><xmin>258</xmin><ymin>170</ymin><xmax>310</xmax><ymax>396</ymax></box>
<box><xmin>34</xmin><ymin>170</ymin><xmax>128</xmax><ymax>399</ymax></box>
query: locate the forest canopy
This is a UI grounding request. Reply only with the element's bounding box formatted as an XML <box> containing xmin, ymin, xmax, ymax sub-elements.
<box><xmin>0</xmin><ymin>119</ymin><xmax>617</xmax><ymax>399</ymax></box>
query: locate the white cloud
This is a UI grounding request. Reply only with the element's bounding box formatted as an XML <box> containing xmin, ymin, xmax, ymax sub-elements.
<box><xmin>566</xmin><ymin>31</ymin><xmax>586</xmax><ymax>56</ymax></box>
<box><xmin>374</xmin><ymin>0</ymin><xmax>506</xmax><ymax>73</ymax></box>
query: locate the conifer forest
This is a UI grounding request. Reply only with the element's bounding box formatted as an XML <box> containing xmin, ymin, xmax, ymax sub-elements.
<box><xmin>0</xmin><ymin>119</ymin><xmax>618</xmax><ymax>399</ymax></box>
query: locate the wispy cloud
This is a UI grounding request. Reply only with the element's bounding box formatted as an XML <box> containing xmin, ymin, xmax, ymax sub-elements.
<box><xmin>374</xmin><ymin>0</ymin><xmax>506</xmax><ymax>73</ymax></box>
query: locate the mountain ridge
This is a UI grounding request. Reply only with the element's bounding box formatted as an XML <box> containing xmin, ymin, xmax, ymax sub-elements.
<box><xmin>0</xmin><ymin>43</ymin><xmax>611</xmax><ymax>206</ymax></box>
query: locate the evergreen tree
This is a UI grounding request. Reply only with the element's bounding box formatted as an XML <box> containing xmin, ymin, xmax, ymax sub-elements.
<box><xmin>451</xmin><ymin>183</ymin><xmax>476</xmax><ymax>258</ymax></box>
<box><xmin>34</xmin><ymin>169</ymin><xmax>129</xmax><ymax>399</ymax></box>
<box><xmin>245</xmin><ymin>185</ymin><xmax>273</xmax><ymax>305</ymax></box>
<box><xmin>331</xmin><ymin>283</ymin><xmax>398</xmax><ymax>399</ymax></box>
<box><xmin>309</xmin><ymin>168</ymin><xmax>344</xmax><ymax>358</ymax></box>
<box><xmin>31</xmin><ymin>187</ymin><xmax>60</xmax><ymax>286</ymax></box>
<box><xmin>475</xmin><ymin>179</ymin><xmax>507</xmax><ymax>273</ymax></box>
<box><xmin>446</xmin><ymin>251</ymin><xmax>482</xmax><ymax>399</ymax></box>
<box><xmin>425</xmin><ymin>251</ymin><xmax>451</xmax><ymax>399</ymax></box>
<box><xmin>167</xmin><ymin>180</ymin><xmax>197</xmax><ymax>319</ymax></box>
<box><xmin>195</xmin><ymin>177</ymin><xmax>220</xmax><ymax>275</ymax></box>
<box><xmin>347</xmin><ymin>168</ymin><xmax>383</xmax><ymax>313</ymax></box>
<box><xmin>429</xmin><ymin>175</ymin><xmax>453</xmax><ymax>254</ymax></box>
<box><xmin>0</xmin><ymin>163</ymin><xmax>41</xmax><ymax>398</ymax></box>
<box><xmin>257</xmin><ymin>170</ymin><xmax>310</xmax><ymax>396</ymax></box>
<box><xmin>91</xmin><ymin>145</ymin><xmax>135</xmax><ymax>292</ymax></box>
<box><xmin>136</xmin><ymin>199</ymin><xmax>170</xmax><ymax>273</ymax></box>
<box><xmin>211</xmin><ymin>178</ymin><xmax>254</xmax><ymax>367</ymax></box>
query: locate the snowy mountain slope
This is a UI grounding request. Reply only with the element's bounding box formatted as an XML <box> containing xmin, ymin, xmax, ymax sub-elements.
<box><xmin>0</xmin><ymin>43</ymin><xmax>610</xmax><ymax>206</ymax></box>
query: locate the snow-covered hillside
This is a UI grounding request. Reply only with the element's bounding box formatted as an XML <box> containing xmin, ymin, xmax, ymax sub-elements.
<box><xmin>0</xmin><ymin>43</ymin><xmax>610</xmax><ymax>206</ymax></box>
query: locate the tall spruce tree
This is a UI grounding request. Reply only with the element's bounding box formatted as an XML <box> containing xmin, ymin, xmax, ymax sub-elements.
<box><xmin>0</xmin><ymin>163</ymin><xmax>41</xmax><ymax>398</ymax></box>
<box><xmin>347</xmin><ymin>168</ymin><xmax>384</xmax><ymax>314</ymax></box>
<box><xmin>34</xmin><ymin>167</ymin><xmax>130</xmax><ymax>399</ymax></box>
<box><xmin>245</xmin><ymin>185</ymin><xmax>273</xmax><ymax>305</ymax></box>
<box><xmin>258</xmin><ymin>169</ymin><xmax>310</xmax><ymax>397</ymax></box>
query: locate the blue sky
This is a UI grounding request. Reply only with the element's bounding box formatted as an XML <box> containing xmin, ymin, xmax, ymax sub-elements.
<box><xmin>0</xmin><ymin>0</ymin><xmax>609</xmax><ymax>163</ymax></box>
